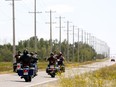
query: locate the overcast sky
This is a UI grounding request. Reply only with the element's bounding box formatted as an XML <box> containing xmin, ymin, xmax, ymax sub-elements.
<box><xmin>0</xmin><ymin>0</ymin><xmax>116</xmax><ymax>55</ymax></box>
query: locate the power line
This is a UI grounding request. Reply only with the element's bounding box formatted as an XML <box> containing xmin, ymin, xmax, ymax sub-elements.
<box><xmin>45</xmin><ymin>10</ymin><xmax>56</xmax><ymax>52</ymax></box>
<box><xmin>29</xmin><ymin>0</ymin><xmax>42</xmax><ymax>52</ymax></box>
<box><xmin>56</xmin><ymin>16</ymin><xmax>65</xmax><ymax>52</ymax></box>
<box><xmin>77</xmin><ymin>28</ymin><xmax>80</xmax><ymax>62</ymax></box>
<box><xmin>66</xmin><ymin>21</ymin><xmax>72</xmax><ymax>61</ymax></box>
<box><xmin>72</xmin><ymin>25</ymin><xmax>77</xmax><ymax>62</ymax></box>
<box><xmin>6</xmin><ymin>0</ymin><xmax>21</xmax><ymax>63</ymax></box>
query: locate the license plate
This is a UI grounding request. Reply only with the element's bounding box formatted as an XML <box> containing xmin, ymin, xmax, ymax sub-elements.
<box><xmin>24</xmin><ymin>72</ymin><xmax>28</xmax><ymax>75</ymax></box>
<box><xmin>23</xmin><ymin>69</ymin><xmax>29</xmax><ymax>75</ymax></box>
<box><xmin>50</xmin><ymin>65</ymin><xmax>54</xmax><ymax>68</ymax></box>
<box><xmin>57</xmin><ymin>59</ymin><xmax>60</xmax><ymax>61</ymax></box>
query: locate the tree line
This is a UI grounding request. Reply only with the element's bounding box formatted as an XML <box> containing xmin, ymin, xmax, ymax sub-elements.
<box><xmin>0</xmin><ymin>36</ymin><xmax>106</xmax><ymax>62</ymax></box>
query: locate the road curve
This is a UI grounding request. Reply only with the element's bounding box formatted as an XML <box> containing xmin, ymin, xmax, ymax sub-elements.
<box><xmin>0</xmin><ymin>59</ymin><xmax>115</xmax><ymax>87</ymax></box>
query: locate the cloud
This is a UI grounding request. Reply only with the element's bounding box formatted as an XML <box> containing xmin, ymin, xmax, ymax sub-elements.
<box><xmin>47</xmin><ymin>4</ymin><xmax>74</xmax><ymax>14</ymax></box>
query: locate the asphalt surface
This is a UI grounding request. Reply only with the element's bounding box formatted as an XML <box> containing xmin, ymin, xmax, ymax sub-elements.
<box><xmin>0</xmin><ymin>59</ymin><xmax>115</xmax><ymax>87</ymax></box>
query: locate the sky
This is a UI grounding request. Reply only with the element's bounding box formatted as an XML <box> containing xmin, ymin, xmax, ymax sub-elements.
<box><xmin>0</xmin><ymin>0</ymin><xmax>116</xmax><ymax>55</ymax></box>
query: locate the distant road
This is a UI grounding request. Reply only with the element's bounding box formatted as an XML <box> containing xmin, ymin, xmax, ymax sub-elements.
<box><xmin>0</xmin><ymin>59</ymin><xmax>115</xmax><ymax>87</ymax></box>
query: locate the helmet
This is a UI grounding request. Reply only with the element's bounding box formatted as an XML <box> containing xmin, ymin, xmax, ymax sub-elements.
<box><xmin>23</xmin><ymin>49</ymin><xmax>28</xmax><ymax>55</ymax></box>
<box><xmin>59</xmin><ymin>52</ymin><xmax>62</xmax><ymax>55</ymax></box>
<box><xmin>30</xmin><ymin>52</ymin><xmax>34</xmax><ymax>55</ymax></box>
<box><xmin>50</xmin><ymin>52</ymin><xmax>54</xmax><ymax>56</ymax></box>
<box><xmin>59</xmin><ymin>52</ymin><xmax>62</xmax><ymax>54</ymax></box>
<box><xmin>17</xmin><ymin>51</ymin><xmax>21</xmax><ymax>54</ymax></box>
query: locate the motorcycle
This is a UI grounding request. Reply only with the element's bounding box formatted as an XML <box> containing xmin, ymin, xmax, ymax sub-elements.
<box><xmin>56</xmin><ymin>59</ymin><xmax>65</xmax><ymax>73</ymax></box>
<box><xmin>17</xmin><ymin>63</ymin><xmax>36</xmax><ymax>82</ymax></box>
<box><xmin>46</xmin><ymin>64</ymin><xmax>57</xmax><ymax>78</ymax></box>
<box><xmin>58</xmin><ymin>64</ymin><xmax>65</xmax><ymax>73</ymax></box>
<box><xmin>13</xmin><ymin>62</ymin><xmax>17</xmax><ymax>72</ymax></box>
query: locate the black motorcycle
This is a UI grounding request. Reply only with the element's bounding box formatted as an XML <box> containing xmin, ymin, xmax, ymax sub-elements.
<box><xmin>17</xmin><ymin>63</ymin><xmax>36</xmax><ymax>82</ymax></box>
<box><xmin>46</xmin><ymin>64</ymin><xmax>58</xmax><ymax>78</ymax></box>
<box><xmin>57</xmin><ymin>64</ymin><xmax>65</xmax><ymax>73</ymax></box>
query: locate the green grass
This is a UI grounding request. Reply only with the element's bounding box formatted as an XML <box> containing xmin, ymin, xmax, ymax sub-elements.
<box><xmin>59</xmin><ymin>64</ymin><xmax>116</xmax><ymax>87</ymax></box>
<box><xmin>0</xmin><ymin>58</ymin><xmax>109</xmax><ymax>74</ymax></box>
<box><xmin>38</xmin><ymin>61</ymin><xmax>48</xmax><ymax>70</ymax></box>
<box><xmin>64</xmin><ymin>58</ymin><xmax>109</xmax><ymax>68</ymax></box>
<box><xmin>0</xmin><ymin>62</ymin><xmax>13</xmax><ymax>74</ymax></box>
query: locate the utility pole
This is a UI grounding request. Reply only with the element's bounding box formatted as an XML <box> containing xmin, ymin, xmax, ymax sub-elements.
<box><xmin>56</xmin><ymin>16</ymin><xmax>65</xmax><ymax>52</ymax></box>
<box><xmin>84</xmin><ymin>31</ymin><xmax>86</xmax><ymax>61</ymax></box>
<box><xmin>81</xmin><ymin>29</ymin><xmax>83</xmax><ymax>44</ymax></box>
<box><xmin>29</xmin><ymin>0</ymin><xmax>42</xmax><ymax>52</ymax></box>
<box><xmin>6</xmin><ymin>0</ymin><xmax>20</xmax><ymax>63</ymax></box>
<box><xmin>72</xmin><ymin>25</ymin><xmax>77</xmax><ymax>62</ymax></box>
<box><xmin>94</xmin><ymin>37</ymin><xmax>97</xmax><ymax>53</ymax></box>
<box><xmin>81</xmin><ymin>30</ymin><xmax>84</xmax><ymax>62</ymax></box>
<box><xmin>66</xmin><ymin>21</ymin><xmax>72</xmax><ymax>61</ymax></box>
<box><xmin>67</xmin><ymin>21</ymin><xmax>69</xmax><ymax>61</ymax></box>
<box><xmin>12</xmin><ymin>0</ymin><xmax>15</xmax><ymax>63</ymax></box>
<box><xmin>92</xmin><ymin>36</ymin><xmax>95</xmax><ymax>49</ymax></box>
<box><xmin>77</xmin><ymin>28</ymin><xmax>80</xmax><ymax>62</ymax></box>
<box><xmin>46</xmin><ymin>10</ymin><xmax>56</xmax><ymax>52</ymax></box>
<box><xmin>64</xmin><ymin>21</ymin><xmax>71</xmax><ymax>61</ymax></box>
<box><xmin>34</xmin><ymin>0</ymin><xmax>37</xmax><ymax>52</ymax></box>
<box><xmin>86</xmin><ymin>32</ymin><xmax>89</xmax><ymax>45</ymax></box>
<box><xmin>89</xmin><ymin>33</ymin><xmax>92</xmax><ymax>46</ymax></box>
<box><xmin>84</xmin><ymin>31</ymin><xmax>86</xmax><ymax>44</ymax></box>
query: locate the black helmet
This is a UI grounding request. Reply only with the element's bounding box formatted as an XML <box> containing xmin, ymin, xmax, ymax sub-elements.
<box><xmin>23</xmin><ymin>49</ymin><xmax>28</xmax><ymax>55</ymax></box>
<box><xmin>18</xmin><ymin>51</ymin><xmax>21</xmax><ymax>54</ymax></box>
<box><xmin>30</xmin><ymin>52</ymin><xmax>34</xmax><ymax>55</ymax></box>
<box><xmin>50</xmin><ymin>52</ymin><xmax>54</xmax><ymax>56</ymax></box>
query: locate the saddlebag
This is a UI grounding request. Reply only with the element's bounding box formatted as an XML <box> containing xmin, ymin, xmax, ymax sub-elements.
<box><xmin>17</xmin><ymin>69</ymin><xmax>23</xmax><ymax>76</ymax></box>
<box><xmin>29</xmin><ymin>67</ymin><xmax>35</xmax><ymax>75</ymax></box>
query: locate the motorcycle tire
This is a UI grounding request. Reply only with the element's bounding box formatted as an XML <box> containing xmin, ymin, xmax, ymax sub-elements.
<box><xmin>51</xmin><ymin>73</ymin><xmax>55</xmax><ymax>78</ymax></box>
<box><xmin>24</xmin><ymin>76</ymin><xmax>32</xmax><ymax>82</ymax></box>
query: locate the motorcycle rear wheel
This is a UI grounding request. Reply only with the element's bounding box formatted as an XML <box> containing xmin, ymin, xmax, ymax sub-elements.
<box><xmin>50</xmin><ymin>73</ymin><xmax>55</xmax><ymax>78</ymax></box>
<box><xmin>24</xmin><ymin>76</ymin><xmax>32</xmax><ymax>82</ymax></box>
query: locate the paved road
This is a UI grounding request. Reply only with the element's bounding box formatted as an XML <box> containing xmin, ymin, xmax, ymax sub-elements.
<box><xmin>0</xmin><ymin>59</ymin><xmax>115</xmax><ymax>87</ymax></box>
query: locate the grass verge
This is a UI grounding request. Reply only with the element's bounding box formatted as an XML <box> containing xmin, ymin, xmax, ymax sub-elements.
<box><xmin>0</xmin><ymin>58</ymin><xmax>109</xmax><ymax>74</ymax></box>
<box><xmin>59</xmin><ymin>64</ymin><xmax>116</xmax><ymax>87</ymax></box>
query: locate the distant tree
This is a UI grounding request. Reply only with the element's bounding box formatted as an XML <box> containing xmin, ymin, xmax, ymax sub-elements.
<box><xmin>0</xmin><ymin>37</ymin><xmax>101</xmax><ymax>62</ymax></box>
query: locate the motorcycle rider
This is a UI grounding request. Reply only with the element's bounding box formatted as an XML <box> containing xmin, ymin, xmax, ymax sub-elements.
<box><xmin>13</xmin><ymin>51</ymin><xmax>22</xmax><ymax>72</ymax></box>
<box><xmin>53</xmin><ymin>51</ymin><xmax>58</xmax><ymax>59</ymax></box>
<box><xmin>56</xmin><ymin>52</ymin><xmax>65</xmax><ymax>66</ymax></box>
<box><xmin>46</xmin><ymin>52</ymin><xmax>57</xmax><ymax>73</ymax></box>
<box><xmin>47</xmin><ymin>52</ymin><xmax>57</xmax><ymax>66</ymax></box>
<box><xmin>56</xmin><ymin>52</ymin><xmax>65</xmax><ymax>72</ymax></box>
<box><xmin>15</xmin><ymin>51</ymin><xmax>22</xmax><ymax>63</ymax></box>
<box><xmin>30</xmin><ymin>52</ymin><xmax>38</xmax><ymax>64</ymax></box>
<box><xmin>30</xmin><ymin>52</ymin><xmax>38</xmax><ymax>75</ymax></box>
<box><xmin>19</xmin><ymin>49</ymin><xmax>31</xmax><ymax>67</ymax></box>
